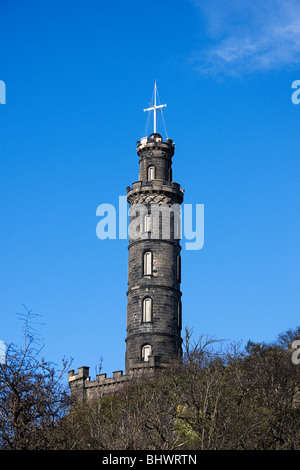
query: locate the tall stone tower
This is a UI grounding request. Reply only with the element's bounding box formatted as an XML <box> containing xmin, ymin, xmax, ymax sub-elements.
<box><xmin>68</xmin><ymin>83</ymin><xmax>184</xmax><ymax>399</ymax></box>
<box><xmin>125</xmin><ymin>84</ymin><xmax>184</xmax><ymax>374</ymax></box>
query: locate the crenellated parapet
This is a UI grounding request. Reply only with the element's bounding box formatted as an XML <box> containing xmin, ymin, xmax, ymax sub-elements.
<box><xmin>68</xmin><ymin>357</ymin><xmax>163</xmax><ymax>401</ymax></box>
<box><xmin>68</xmin><ymin>367</ymin><xmax>127</xmax><ymax>401</ymax></box>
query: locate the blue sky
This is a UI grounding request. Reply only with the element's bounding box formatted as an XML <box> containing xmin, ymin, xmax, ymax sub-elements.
<box><xmin>1</xmin><ymin>0</ymin><xmax>300</xmax><ymax>378</ymax></box>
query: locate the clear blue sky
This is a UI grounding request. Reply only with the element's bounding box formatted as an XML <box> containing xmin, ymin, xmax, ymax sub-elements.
<box><xmin>1</xmin><ymin>0</ymin><xmax>300</xmax><ymax>378</ymax></box>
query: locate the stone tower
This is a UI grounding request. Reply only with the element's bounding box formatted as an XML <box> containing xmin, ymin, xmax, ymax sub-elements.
<box><xmin>125</xmin><ymin>124</ymin><xmax>184</xmax><ymax>374</ymax></box>
<box><xmin>68</xmin><ymin>84</ymin><xmax>184</xmax><ymax>399</ymax></box>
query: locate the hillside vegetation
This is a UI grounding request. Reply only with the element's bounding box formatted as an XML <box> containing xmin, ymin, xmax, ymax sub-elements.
<box><xmin>1</xmin><ymin>326</ymin><xmax>300</xmax><ymax>450</ymax></box>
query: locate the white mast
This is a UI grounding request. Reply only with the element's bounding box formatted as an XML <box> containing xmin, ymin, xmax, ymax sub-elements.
<box><xmin>144</xmin><ymin>81</ymin><xmax>166</xmax><ymax>134</ymax></box>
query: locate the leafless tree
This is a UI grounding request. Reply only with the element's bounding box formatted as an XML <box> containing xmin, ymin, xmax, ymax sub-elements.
<box><xmin>0</xmin><ymin>308</ymin><xmax>71</xmax><ymax>449</ymax></box>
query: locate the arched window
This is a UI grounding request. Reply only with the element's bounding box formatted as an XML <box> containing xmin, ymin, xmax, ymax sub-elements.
<box><xmin>144</xmin><ymin>213</ymin><xmax>151</xmax><ymax>232</ymax></box>
<box><xmin>142</xmin><ymin>344</ymin><xmax>152</xmax><ymax>362</ymax></box>
<box><xmin>143</xmin><ymin>251</ymin><xmax>152</xmax><ymax>276</ymax></box>
<box><xmin>142</xmin><ymin>297</ymin><xmax>152</xmax><ymax>323</ymax></box>
<box><xmin>148</xmin><ymin>166</ymin><xmax>155</xmax><ymax>181</ymax></box>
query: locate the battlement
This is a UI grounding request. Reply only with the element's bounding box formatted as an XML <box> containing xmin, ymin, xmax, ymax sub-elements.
<box><xmin>68</xmin><ymin>367</ymin><xmax>127</xmax><ymax>401</ymax></box>
<box><xmin>68</xmin><ymin>367</ymin><xmax>125</xmax><ymax>383</ymax></box>
<box><xmin>68</xmin><ymin>357</ymin><xmax>163</xmax><ymax>401</ymax></box>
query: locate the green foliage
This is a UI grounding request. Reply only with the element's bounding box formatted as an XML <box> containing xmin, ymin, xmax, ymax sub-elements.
<box><xmin>1</xmin><ymin>325</ymin><xmax>300</xmax><ymax>450</ymax></box>
<box><xmin>58</xmin><ymin>326</ymin><xmax>300</xmax><ymax>450</ymax></box>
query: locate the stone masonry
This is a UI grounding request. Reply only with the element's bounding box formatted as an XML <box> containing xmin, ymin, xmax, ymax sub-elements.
<box><xmin>68</xmin><ymin>132</ymin><xmax>184</xmax><ymax>400</ymax></box>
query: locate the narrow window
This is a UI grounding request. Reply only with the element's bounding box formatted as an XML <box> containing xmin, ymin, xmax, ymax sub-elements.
<box><xmin>144</xmin><ymin>213</ymin><xmax>151</xmax><ymax>232</ymax></box>
<box><xmin>148</xmin><ymin>166</ymin><xmax>155</xmax><ymax>181</ymax></box>
<box><xmin>174</xmin><ymin>209</ymin><xmax>181</xmax><ymax>240</ymax></box>
<box><xmin>142</xmin><ymin>297</ymin><xmax>152</xmax><ymax>323</ymax></box>
<box><xmin>178</xmin><ymin>301</ymin><xmax>182</xmax><ymax>329</ymax></box>
<box><xmin>177</xmin><ymin>255</ymin><xmax>181</xmax><ymax>282</ymax></box>
<box><xmin>142</xmin><ymin>344</ymin><xmax>152</xmax><ymax>362</ymax></box>
<box><xmin>144</xmin><ymin>251</ymin><xmax>152</xmax><ymax>276</ymax></box>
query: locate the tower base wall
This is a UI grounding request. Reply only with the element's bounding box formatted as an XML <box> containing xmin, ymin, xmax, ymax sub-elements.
<box><xmin>68</xmin><ymin>357</ymin><xmax>169</xmax><ymax>401</ymax></box>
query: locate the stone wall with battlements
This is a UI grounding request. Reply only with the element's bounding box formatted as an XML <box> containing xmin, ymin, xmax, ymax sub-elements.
<box><xmin>68</xmin><ymin>356</ymin><xmax>164</xmax><ymax>401</ymax></box>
